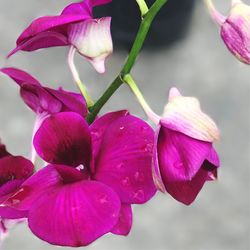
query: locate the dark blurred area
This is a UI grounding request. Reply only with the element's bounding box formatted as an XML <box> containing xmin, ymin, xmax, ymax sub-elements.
<box><xmin>95</xmin><ymin>0</ymin><xmax>196</xmax><ymax>49</ymax></box>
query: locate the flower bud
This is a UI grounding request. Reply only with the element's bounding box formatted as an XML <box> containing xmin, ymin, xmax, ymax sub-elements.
<box><xmin>68</xmin><ymin>17</ymin><xmax>113</xmax><ymax>73</ymax></box>
<box><xmin>206</xmin><ymin>0</ymin><xmax>250</xmax><ymax>64</ymax></box>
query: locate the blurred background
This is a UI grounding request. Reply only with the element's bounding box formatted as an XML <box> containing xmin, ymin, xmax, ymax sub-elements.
<box><xmin>0</xmin><ymin>0</ymin><xmax>249</xmax><ymax>249</ymax></box>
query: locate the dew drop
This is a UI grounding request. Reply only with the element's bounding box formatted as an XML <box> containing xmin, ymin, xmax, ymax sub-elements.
<box><xmin>122</xmin><ymin>177</ymin><xmax>130</xmax><ymax>186</ymax></box>
<box><xmin>143</xmin><ymin>143</ymin><xmax>153</xmax><ymax>152</ymax></box>
<box><xmin>99</xmin><ymin>194</ymin><xmax>108</xmax><ymax>204</ymax></box>
<box><xmin>133</xmin><ymin>189</ymin><xmax>145</xmax><ymax>202</ymax></box>
<box><xmin>134</xmin><ymin>171</ymin><xmax>144</xmax><ymax>182</ymax></box>
<box><xmin>117</xmin><ymin>162</ymin><xmax>125</xmax><ymax>170</ymax></box>
<box><xmin>91</xmin><ymin>129</ymin><xmax>100</xmax><ymax>138</ymax></box>
<box><xmin>174</xmin><ymin>162</ymin><xmax>184</xmax><ymax>169</ymax></box>
<box><xmin>76</xmin><ymin>164</ymin><xmax>85</xmax><ymax>171</ymax></box>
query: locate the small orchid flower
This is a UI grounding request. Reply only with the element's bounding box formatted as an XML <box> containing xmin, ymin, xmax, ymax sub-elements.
<box><xmin>8</xmin><ymin>0</ymin><xmax>113</xmax><ymax>73</ymax></box>
<box><xmin>0</xmin><ymin>141</ymin><xmax>34</xmax><ymax>219</ymax></box>
<box><xmin>1</xmin><ymin>111</ymin><xmax>156</xmax><ymax>246</ymax></box>
<box><xmin>150</xmin><ymin>88</ymin><xmax>220</xmax><ymax>205</ymax></box>
<box><xmin>205</xmin><ymin>0</ymin><xmax>250</xmax><ymax>64</ymax></box>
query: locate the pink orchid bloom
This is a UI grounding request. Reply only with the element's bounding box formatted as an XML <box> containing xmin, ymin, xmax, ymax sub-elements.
<box><xmin>8</xmin><ymin>0</ymin><xmax>113</xmax><ymax>73</ymax></box>
<box><xmin>1</xmin><ymin>111</ymin><xmax>156</xmax><ymax>246</ymax></box>
<box><xmin>206</xmin><ymin>0</ymin><xmax>250</xmax><ymax>64</ymax></box>
<box><xmin>0</xmin><ymin>141</ymin><xmax>34</xmax><ymax>219</ymax></box>
<box><xmin>152</xmin><ymin>88</ymin><xmax>220</xmax><ymax>205</ymax></box>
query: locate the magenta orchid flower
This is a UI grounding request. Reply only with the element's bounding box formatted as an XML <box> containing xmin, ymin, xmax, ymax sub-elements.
<box><xmin>0</xmin><ymin>141</ymin><xmax>34</xmax><ymax>219</ymax></box>
<box><xmin>151</xmin><ymin>88</ymin><xmax>220</xmax><ymax>205</ymax></box>
<box><xmin>1</xmin><ymin>111</ymin><xmax>156</xmax><ymax>246</ymax></box>
<box><xmin>205</xmin><ymin>0</ymin><xmax>250</xmax><ymax>64</ymax></box>
<box><xmin>8</xmin><ymin>0</ymin><xmax>113</xmax><ymax>73</ymax></box>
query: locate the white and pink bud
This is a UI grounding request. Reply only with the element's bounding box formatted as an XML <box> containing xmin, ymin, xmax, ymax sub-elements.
<box><xmin>206</xmin><ymin>0</ymin><xmax>250</xmax><ymax>64</ymax></box>
<box><xmin>68</xmin><ymin>17</ymin><xmax>113</xmax><ymax>73</ymax></box>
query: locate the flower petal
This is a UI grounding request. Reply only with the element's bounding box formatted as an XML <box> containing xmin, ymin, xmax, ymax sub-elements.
<box><xmin>15</xmin><ymin>15</ymin><xmax>88</xmax><ymax>47</ymax></box>
<box><xmin>111</xmin><ymin>204</ymin><xmax>132</xmax><ymax>236</ymax></box>
<box><xmin>0</xmin><ymin>156</ymin><xmax>34</xmax><ymax>188</ymax></box>
<box><xmin>162</xmin><ymin>88</ymin><xmax>220</xmax><ymax>142</ymax></box>
<box><xmin>34</xmin><ymin>112</ymin><xmax>91</xmax><ymax>166</ymax></box>
<box><xmin>156</xmin><ymin>127</ymin><xmax>215</xmax><ymax>205</ymax></box>
<box><xmin>68</xmin><ymin>17</ymin><xmax>113</xmax><ymax>73</ymax></box>
<box><xmin>90</xmin><ymin>110</ymin><xmax>128</xmax><ymax>172</ymax></box>
<box><xmin>0</xmin><ymin>143</ymin><xmax>10</xmax><ymax>159</ymax></box>
<box><xmin>46</xmin><ymin>87</ymin><xmax>88</xmax><ymax>117</ymax></box>
<box><xmin>1</xmin><ymin>165</ymin><xmax>61</xmax><ymax>211</ymax></box>
<box><xmin>94</xmin><ymin>113</ymin><xmax>156</xmax><ymax>204</ymax></box>
<box><xmin>28</xmin><ymin>180</ymin><xmax>120</xmax><ymax>247</ymax></box>
<box><xmin>0</xmin><ymin>67</ymin><xmax>41</xmax><ymax>86</ymax></box>
<box><xmin>20</xmin><ymin>84</ymin><xmax>62</xmax><ymax>114</ymax></box>
<box><xmin>8</xmin><ymin>32</ymin><xmax>68</xmax><ymax>58</ymax></box>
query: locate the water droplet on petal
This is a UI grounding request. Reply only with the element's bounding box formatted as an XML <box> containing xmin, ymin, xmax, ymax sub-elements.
<box><xmin>143</xmin><ymin>143</ymin><xmax>153</xmax><ymax>152</ymax></box>
<box><xmin>174</xmin><ymin>162</ymin><xmax>184</xmax><ymax>169</ymax></box>
<box><xmin>134</xmin><ymin>171</ymin><xmax>144</xmax><ymax>182</ymax></box>
<box><xmin>99</xmin><ymin>194</ymin><xmax>108</xmax><ymax>204</ymax></box>
<box><xmin>117</xmin><ymin>162</ymin><xmax>125</xmax><ymax>170</ymax></box>
<box><xmin>119</xmin><ymin>126</ymin><xmax>125</xmax><ymax>130</ymax></box>
<box><xmin>76</xmin><ymin>164</ymin><xmax>85</xmax><ymax>171</ymax></box>
<box><xmin>91</xmin><ymin>129</ymin><xmax>100</xmax><ymax>138</ymax></box>
<box><xmin>122</xmin><ymin>177</ymin><xmax>130</xmax><ymax>186</ymax></box>
<box><xmin>133</xmin><ymin>189</ymin><xmax>145</xmax><ymax>202</ymax></box>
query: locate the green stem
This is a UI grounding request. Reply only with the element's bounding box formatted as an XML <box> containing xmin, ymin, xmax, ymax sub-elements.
<box><xmin>121</xmin><ymin>0</ymin><xmax>167</xmax><ymax>75</ymax></box>
<box><xmin>124</xmin><ymin>74</ymin><xmax>160</xmax><ymax>124</ymax></box>
<box><xmin>86</xmin><ymin>76</ymin><xmax>123</xmax><ymax>123</ymax></box>
<box><xmin>86</xmin><ymin>0</ymin><xmax>167</xmax><ymax>123</ymax></box>
<box><xmin>136</xmin><ymin>0</ymin><xmax>149</xmax><ymax>17</ymax></box>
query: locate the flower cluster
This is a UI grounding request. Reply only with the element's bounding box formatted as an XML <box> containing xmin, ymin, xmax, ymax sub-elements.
<box><xmin>0</xmin><ymin>0</ymin><xmax>224</xmax><ymax>248</ymax></box>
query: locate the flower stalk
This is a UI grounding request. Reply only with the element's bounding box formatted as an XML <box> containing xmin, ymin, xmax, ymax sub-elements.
<box><xmin>123</xmin><ymin>74</ymin><xmax>160</xmax><ymax>124</ymax></box>
<box><xmin>68</xmin><ymin>46</ymin><xmax>94</xmax><ymax>107</ymax></box>
<box><xmin>86</xmin><ymin>0</ymin><xmax>167</xmax><ymax>123</ymax></box>
<box><xmin>136</xmin><ymin>0</ymin><xmax>149</xmax><ymax>17</ymax></box>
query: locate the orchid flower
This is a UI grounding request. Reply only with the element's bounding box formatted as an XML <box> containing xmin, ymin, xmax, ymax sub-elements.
<box><xmin>8</xmin><ymin>0</ymin><xmax>113</xmax><ymax>73</ymax></box>
<box><xmin>150</xmin><ymin>88</ymin><xmax>220</xmax><ymax>205</ymax></box>
<box><xmin>1</xmin><ymin>111</ymin><xmax>156</xmax><ymax>246</ymax></box>
<box><xmin>205</xmin><ymin>0</ymin><xmax>250</xmax><ymax>64</ymax></box>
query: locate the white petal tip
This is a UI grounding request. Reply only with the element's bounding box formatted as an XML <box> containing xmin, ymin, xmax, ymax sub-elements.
<box><xmin>90</xmin><ymin>60</ymin><xmax>106</xmax><ymax>74</ymax></box>
<box><xmin>168</xmin><ymin>87</ymin><xmax>181</xmax><ymax>101</ymax></box>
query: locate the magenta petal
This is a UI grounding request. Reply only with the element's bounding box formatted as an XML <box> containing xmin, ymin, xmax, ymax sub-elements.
<box><xmin>34</xmin><ymin>112</ymin><xmax>91</xmax><ymax>166</ymax></box>
<box><xmin>20</xmin><ymin>84</ymin><xmax>62</xmax><ymax>114</ymax></box>
<box><xmin>47</xmin><ymin>87</ymin><xmax>88</xmax><ymax>117</ymax></box>
<box><xmin>16</xmin><ymin>15</ymin><xmax>88</xmax><ymax>46</ymax></box>
<box><xmin>62</xmin><ymin>0</ymin><xmax>111</xmax><ymax>16</ymax></box>
<box><xmin>0</xmin><ymin>156</ymin><xmax>34</xmax><ymax>188</ymax></box>
<box><xmin>28</xmin><ymin>180</ymin><xmax>121</xmax><ymax>247</ymax></box>
<box><xmin>0</xmin><ymin>207</ymin><xmax>28</xmax><ymax>220</ymax></box>
<box><xmin>0</xmin><ymin>143</ymin><xmax>10</xmax><ymax>158</ymax></box>
<box><xmin>8</xmin><ymin>31</ymin><xmax>68</xmax><ymax>57</ymax></box>
<box><xmin>90</xmin><ymin>110</ymin><xmax>128</xmax><ymax>172</ymax></box>
<box><xmin>0</xmin><ymin>67</ymin><xmax>41</xmax><ymax>86</ymax></box>
<box><xmin>157</xmin><ymin>127</ymin><xmax>216</xmax><ymax>205</ymax></box>
<box><xmin>111</xmin><ymin>204</ymin><xmax>132</xmax><ymax>236</ymax></box>
<box><xmin>94</xmin><ymin>113</ymin><xmax>156</xmax><ymax>204</ymax></box>
<box><xmin>2</xmin><ymin>165</ymin><xmax>61</xmax><ymax>211</ymax></box>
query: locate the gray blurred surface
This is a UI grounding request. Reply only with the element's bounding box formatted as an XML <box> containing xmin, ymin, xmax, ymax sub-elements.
<box><xmin>0</xmin><ymin>0</ymin><xmax>249</xmax><ymax>250</ymax></box>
